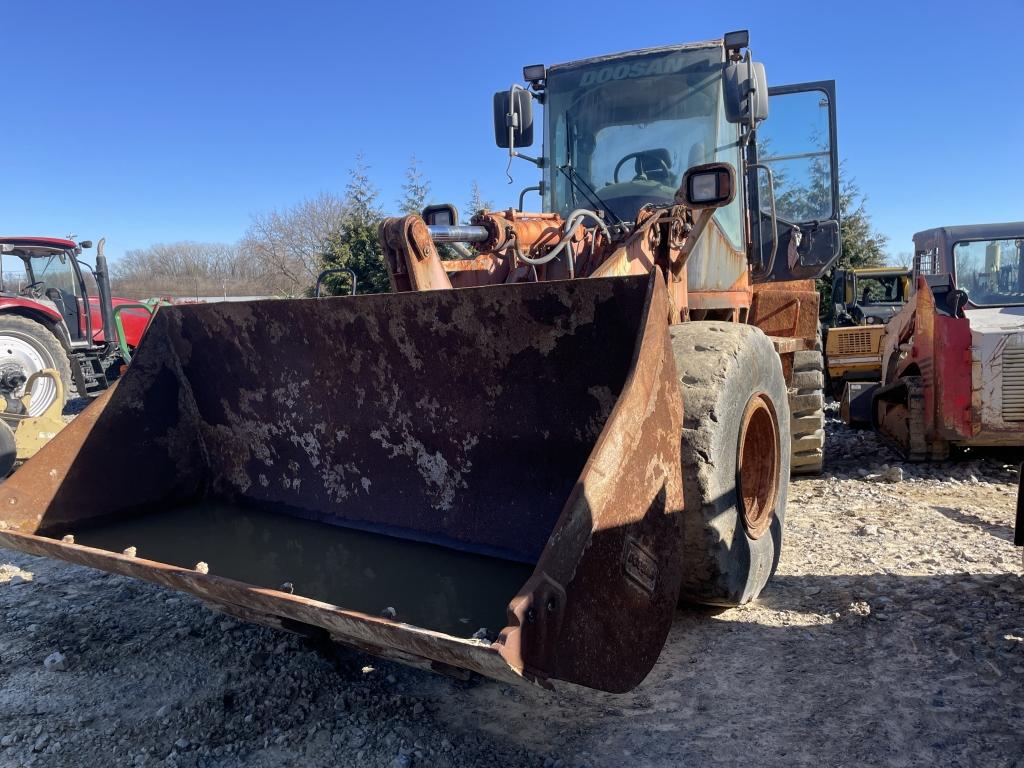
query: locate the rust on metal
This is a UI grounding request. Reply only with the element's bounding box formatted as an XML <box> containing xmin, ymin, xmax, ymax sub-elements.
<box><xmin>749</xmin><ymin>280</ymin><xmax>820</xmax><ymax>346</ymax></box>
<box><xmin>736</xmin><ymin>393</ymin><xmax>780</xmax><ymax>539</ymax></box>
<box><xmin>0</xmin><ymin>271</ymin><xmax>684</xmax><ymax>693</ymax></box>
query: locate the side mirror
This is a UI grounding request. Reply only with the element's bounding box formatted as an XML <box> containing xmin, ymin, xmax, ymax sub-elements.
<box><xmin>78</xmin><ymin>240</ymin><xmax>93</xmax><ymax>249</ymax></box>
<box><xmin>493</xmin><ymin>89</ymin><xmax>534</xmax><ymax>149</ymax></box>
<box><xmin>723</xmin><ymin>60</ymin><xmax>768</xmax><ymax>125</ymax></box>
<box><xmin>422</xmin><ymin>204</ymin><xmax>459</xmax><ymax>227</ymax></box>
<box><xmin>678</xmin><ymin>163</ymin><xmax>736</xmax><ymax>208</ymax></box>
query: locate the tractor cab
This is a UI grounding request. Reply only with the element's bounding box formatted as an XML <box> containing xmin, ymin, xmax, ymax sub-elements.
<box><xmin>0</xmin><ymin>236</ymin><xmax>150</xmax><ymax>405</ymax></box>
<box><xmin>0</xmin><ymin>237</ymin><xmax>101</xmax><ymax>346</ymax></box>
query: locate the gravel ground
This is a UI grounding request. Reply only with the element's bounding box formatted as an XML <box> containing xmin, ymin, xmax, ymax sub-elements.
<box><xmin>0</xmin><ymin>406</ymin><xmax>1021</xmax><ymax>767</ymax></box>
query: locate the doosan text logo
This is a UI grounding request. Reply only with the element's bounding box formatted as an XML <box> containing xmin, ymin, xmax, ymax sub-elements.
<box><xmin>579</xmin><ymin>56</ymin><xmax>688</xmax><ymax>86</ymax></box>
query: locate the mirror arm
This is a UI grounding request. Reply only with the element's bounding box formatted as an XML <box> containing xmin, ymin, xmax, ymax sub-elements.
<box><xmin>507</xmin><ymin>85</ymin><xmax>543</xmax><ymax>168</ymax></box>
<box><xmin>750</xmin><ymin>162</ymin><xmax>779</xmax><ymax>279</ymax></box>
<box><xmin>512</xmin><ymin>152</ymin><xmax>543</xmax><ymax>167</ymax></box>
<box><xmin>745</xmin><ymin>51</ymin><xmax>757</xmax><ymax>133</ymax></box>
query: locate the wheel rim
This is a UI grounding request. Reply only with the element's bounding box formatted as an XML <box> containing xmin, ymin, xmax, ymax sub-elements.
<box><xmin>0</xmin><ymin>334</ymin><xmax>58</xmax><ymax>418</ymax></box>
<box><xmin>737</xmin><ymin>393</ymin><xmax>780</xmax><ymax>540</ymax></box>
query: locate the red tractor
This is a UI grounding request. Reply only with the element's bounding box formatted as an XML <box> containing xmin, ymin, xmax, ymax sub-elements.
<box><xmin>0</xmin><ymin>236</ymin><xmax>152</xmax><ymax>417</ymax></box>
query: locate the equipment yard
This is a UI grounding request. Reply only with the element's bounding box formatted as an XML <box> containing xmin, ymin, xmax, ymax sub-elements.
<box><xmin>0</xmin><ymin>407</ymin><xmax>1019</xmax><ymax>768</ymax></box>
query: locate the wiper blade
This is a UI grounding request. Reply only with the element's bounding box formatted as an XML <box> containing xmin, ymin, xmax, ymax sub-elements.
<box><xmin>558</xmin><ymin>164</ymin><xmax>626</xmax><ymax>230</ymax></box>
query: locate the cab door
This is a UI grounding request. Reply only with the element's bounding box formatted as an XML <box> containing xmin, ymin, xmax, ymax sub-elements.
<box><xmin>749</xmin><ymin>80</ymin><xmax>841</xmax><ymax>282</ymax></box>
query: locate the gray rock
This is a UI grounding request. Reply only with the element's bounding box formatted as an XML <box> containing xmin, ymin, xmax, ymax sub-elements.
<box><xmin>43</xmin><ymin>651</ymin><xmax>66</xmax><ymax>671</ymax></box>
<box><xmin>882</xmin><ymin>466</ymin><xmax>904</xmax><ymax>483</ymax></box>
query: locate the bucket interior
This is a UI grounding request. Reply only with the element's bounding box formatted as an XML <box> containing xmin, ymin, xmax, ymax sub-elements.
<box><xmin>24</xmin><ymin>277</ymin><xmax>651</xmax><ymax>636</ymax></box>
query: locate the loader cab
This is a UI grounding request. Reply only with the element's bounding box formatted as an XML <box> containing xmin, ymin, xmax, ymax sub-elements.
<box><xmin>828</xmin><ymin>268</ymin><xmax>911</xmax><ymax>327</ymax></box>
<box><xmin>497</xmin><ymin>31</ymin><xmax>842</xmax><ymax>285</ymax></box>
<box><xmin>912</xmin><ymin>223</ymin><xmax>1024</xmax><ymax>309</ymax></box>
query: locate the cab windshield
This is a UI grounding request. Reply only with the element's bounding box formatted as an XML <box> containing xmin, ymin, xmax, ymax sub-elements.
<box><xmin>29</xmin><ymin>252</ymin><xmax>80</xmax><ymax>296</ymax></box>
<box><xmin>953</xmin><ymin>238</ymin><xmax>1024</xmax><ymax>307</ymax></box>
<box><xmin>853</xmin><ymin>274</ymin><xmax>905</xmax><ymax>304</ymax></box>
<box><xmin>545</xmin><ymin>46</ymin><xmax>723</xmax><ymax>223</ymax></box>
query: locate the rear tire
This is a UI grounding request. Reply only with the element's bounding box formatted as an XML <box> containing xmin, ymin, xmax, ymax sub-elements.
<box><xmin>789</xmin><ymin>348</ymin><xmax>825</xmax><ymax>476</ymax></box>
<box><xmin>0</xmin><ymin>316</ymin><xmax>71</xmax><ymax>417</ymax></box>
<box><xmin>0</xmin><ymin>420</ymin><xmax>15</xmax><ymax>477</ymax></box>
<box><xmin>670</xmin><ymin>322</ymin><xmax>791</xmax><ymax>607</ymax></box>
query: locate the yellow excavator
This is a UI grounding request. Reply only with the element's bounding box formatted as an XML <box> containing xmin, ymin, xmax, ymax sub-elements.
<box><xmin>823</xmin><ymin>266</ymin><xmax>911</xmax><ymax>397</ymax></box>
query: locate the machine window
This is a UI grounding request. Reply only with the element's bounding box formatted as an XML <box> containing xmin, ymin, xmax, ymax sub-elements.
<box><xmin>953</xmin><ymin>238</ymin><xmax>1024</xmax><ymax>307</ymax></box>
<box><xmin>757</xmin><ymin>89</ymin><xmax>833</xmax><ymax>223</ymax></box>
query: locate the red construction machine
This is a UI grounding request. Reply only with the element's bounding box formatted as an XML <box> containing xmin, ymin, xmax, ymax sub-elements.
<box><xmin>0</xmin><ymin>236</ymin><xmax>152</xmax><ymax>406</ymax></box>
<box><xmin>873</xmin><ymin>223</ymin><xmax>1024</xmax><ymax>459</ymax></box>
<box><xmin>0</xmin><ymin>31</ymin><xmax>841</xmax><ymax>692</ymax></box>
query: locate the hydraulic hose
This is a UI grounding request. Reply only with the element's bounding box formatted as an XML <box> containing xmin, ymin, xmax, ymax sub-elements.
<box><xmin>510</xmin><ymin>209</ymin><xmax>611</xmax><ymax>278</ymax></box>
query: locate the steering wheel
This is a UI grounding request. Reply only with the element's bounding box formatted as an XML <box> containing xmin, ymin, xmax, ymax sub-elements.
<box><xmin>613</xmin><ymin>152</ymin><xmax>671</xmax><ymax>183</ymax></box>
<box><xmin>22</xmin><ymin>281</ymin><xmax>45</xmax><ymax>298</ymax></box>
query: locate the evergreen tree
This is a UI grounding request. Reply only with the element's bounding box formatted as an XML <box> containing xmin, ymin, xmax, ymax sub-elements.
<box><xmin>816</xmin><ymin>171</ymin><xmax>889</xmax><ymax>312</ymax></box>
<box><xmin>344</xmin><ymin>152</ymin><xmax>383</xmax><ymax>227</ymax></box>
<box><xmin>465</xmin><ymin>180</ymin><xmax>494</xmax><ymax>219</ymax></box>
<box><xmin>318</xmin><ymin>154</ymin><xmax>390</xmax><ymax>295</ymax></box>
<box><xmin>399</xmin><ymin>155</ymin><xmax>431</xmax><ymax>215</ymax></box>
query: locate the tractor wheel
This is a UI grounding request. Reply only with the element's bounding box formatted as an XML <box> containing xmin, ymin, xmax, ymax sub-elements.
<box><xmin>0</xmin><ymin>420</ymin><xmax>15</xmax><ymax>477</ymax></box>
<box><xmin>0</xmin><ymin>316</ymin><xmax>72</xmax><ymax>418</ymax></box>
<box><xmin>789</xmin><ymin>347</ymin><xmax>825</xmax><ymax>476</ymax></box>
<box><xmin>669</xmin><ymin>321</ymin><xmax>791</xmax><ymax>607</ymax></box>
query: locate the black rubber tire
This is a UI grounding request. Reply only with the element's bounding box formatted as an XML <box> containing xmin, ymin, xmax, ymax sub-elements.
<box><xmin>790</xmin><ymin>346</ymin><xmax>825</xmax><ymax>476</ymax></box>
<box><xmin>670</xmin><ymin>321</ymin><xmax>791</xmax><ymax>607</ymax></box>
<box><xmin>0</xmin><ymin>315</ymin><xmax>72</xmax><ymax>416</ymax></box>
<box><xmin>0</xmin><ymin>420</ymin><xmax>15</xmax><ymax>477</ymax></box>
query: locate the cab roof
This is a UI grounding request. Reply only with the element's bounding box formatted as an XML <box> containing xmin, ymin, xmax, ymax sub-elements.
<box><xmin>913</xmin><ymin>222</ymin><xmax>1024</xmax><ymax>255</ymax></box>
<box><xmin>548</xmin><ymin>39</ymin><xmax>722</xmax><ymax>74</ymax></box>
<box><xmin>0</xmin><ymin>237</ymin><xmax>79</xmax><ymax>259</ymax></box>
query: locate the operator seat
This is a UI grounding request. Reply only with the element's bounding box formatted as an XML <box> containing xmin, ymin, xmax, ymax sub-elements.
<box><xmin>633</xmin><ymin>149</ymin><xmax>674</xmax><ymax>186</ymax></box>
<box><xmin>688</xmin><ymin>142</ymin><xmax>706</xmax><ymax>170</ymax></box>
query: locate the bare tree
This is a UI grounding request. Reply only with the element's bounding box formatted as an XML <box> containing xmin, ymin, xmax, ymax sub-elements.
<box><xmin>239</xmin><ymin>191</ymin><xmax>349</xmax><ymax>296</ymax></box>
<box><xmin>111</xmin><ymin>241</ymin><xmax>275</xmax><ymax>298</ymax></box>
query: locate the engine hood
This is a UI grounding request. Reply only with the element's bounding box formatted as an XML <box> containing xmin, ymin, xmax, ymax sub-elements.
<box><xmin>965</xmin><ymin>305</ymin><xmax>1024</xmax><ymax>335</ymax></box>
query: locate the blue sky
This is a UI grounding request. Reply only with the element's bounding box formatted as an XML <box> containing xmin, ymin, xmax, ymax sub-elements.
<box><xmin>1</xmin><ymin>0</ymin><xmax>1021</xmax><ymax>264</ymax></box>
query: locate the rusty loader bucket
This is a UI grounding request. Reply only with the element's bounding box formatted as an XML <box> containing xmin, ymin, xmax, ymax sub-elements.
<box><xmin>0</xmin><ymin>273</ymin><xmax>684</xmax><ymax>692</ymax></box>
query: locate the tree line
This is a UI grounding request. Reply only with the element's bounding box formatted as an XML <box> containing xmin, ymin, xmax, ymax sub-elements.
<box><xmin>111</xmin><ymin>154</ymin><xmax>493</xmax><ymax>298</ymax></box>
<box><xmin>111</xmin><ymin>153</ymin><xmax>884</xmax><ymax>299</ymax></box>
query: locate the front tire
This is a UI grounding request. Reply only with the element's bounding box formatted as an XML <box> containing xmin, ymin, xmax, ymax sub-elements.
<box><xmin>669</xmin><ymin>322</ymin><xmax>791</xmax><ymax>607</ymax></box>
<box><xmin>0</xmin><ymin>316</ymin><xmax>72</xmax><ymax>417</ymax></box>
